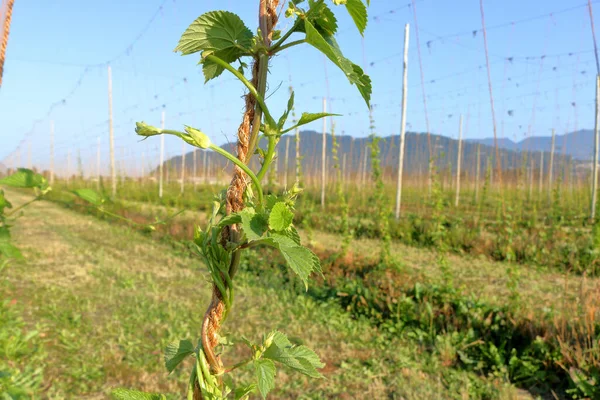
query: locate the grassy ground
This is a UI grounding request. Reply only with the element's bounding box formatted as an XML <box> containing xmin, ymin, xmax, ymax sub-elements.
<box><xmin>0</xmin><ymin>190</ymin><xmax>529</xmax><ymax>399</ymax></box>
<box><xmin>113</xmin><ymin>194</ymin><xmax>600</xmax><ymax>321</ymax></box>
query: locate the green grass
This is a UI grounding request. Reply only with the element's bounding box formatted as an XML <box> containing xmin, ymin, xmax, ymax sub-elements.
<box><xmin>1</xmin><ymin>189</ymin><xmax>527</xmax><ymax>399</ymax></box>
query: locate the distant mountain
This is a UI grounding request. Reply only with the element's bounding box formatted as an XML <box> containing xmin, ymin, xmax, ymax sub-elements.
<box><xmin>467</xmin><ymin>129</ymin><xmax>594</xmax><ymax>160</ymax></box>
<box><xmin>160</xmin><ymin>130</ymin><xmax>573</xmax><ymax>180</ymax></box>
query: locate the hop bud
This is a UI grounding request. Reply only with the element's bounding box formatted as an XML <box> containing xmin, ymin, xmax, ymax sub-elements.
<box><xmin>185</xmin><ymin>126</ymin><xmax>212</xmax><ymax>149</ymax></box>
<box><xmin>135</xmin><ymin>122</ymin><xmax>162</xmax><ymax>137</ymax></box>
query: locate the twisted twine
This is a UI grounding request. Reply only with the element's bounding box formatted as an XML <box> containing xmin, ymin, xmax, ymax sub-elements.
<box><xmin>0</xmin><ymin>0</ymin><xmax>15</xmax><ymax>88</ymax></box>
<box><xmin>195</xmin><ymin>1</ymin><xmax>279</xmax><ymax>398</ymax></box>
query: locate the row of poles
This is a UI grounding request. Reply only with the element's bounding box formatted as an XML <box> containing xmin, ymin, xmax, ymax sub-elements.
<box><xmin>3</xmin><ymin>18</ymin><xmax>600</xmax><ymax>221</ymax></box>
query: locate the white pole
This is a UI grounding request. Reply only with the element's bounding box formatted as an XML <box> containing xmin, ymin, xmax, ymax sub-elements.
<box><xmin>27</xmin><ymin>141</ymin><xmax>32</xmax><ymax>170</ymax></box>
<box><xmin>475</xmin><ymin>144</ymin><xmax>481</xmax><ymax>203</ymax></box>
<box><xmin>96</xmin><ymin>137</ymin><xmax>101</xmax><ymax>189</ymax></box>
<box><xmin>284</xmin><ymin>136</ymin><xmax>290</xmax><ymax>188</ymax></box>
<box><xmin>342</xmin><ymin>152</ymin><xmax>347</xmax><ymax>187</ymax></box>
<box><xmin>159</xmin><ymin>111</ymin><xmax>165</xmax><ymax>198</ymax></box>
<box><xmin>455</xmin><ymin>114</ymin><xmax>463</xmax><ymax>207</ymax></box>
<box><xmin>108</xmin><ymin>65</ymin><xmax>116</xmax><ymax>197</ymax></box>
<box><xmin>539</xmin><ymin>151</ymin><xmax>544</xmax><ymax>195</ymax></box>
<box><xmin>67</xmin><ymin>149</ymin><xmax>71</xmax><ymax>185</ymax></box>
<box><xmin>50</xmin><ymin>120</ymin><xmax>55</xmax><ymax>185</ymax></box>
<box><xmin>529</xmin><ymin>156</ymin><xmax>534</xmax><ymax>199</ymax></box>
<box><xmin>181</xmin><ymin>142</ymin><xmax>185</xmax><ymax>194</ymax></box>
<box><xmin>395</xmin><ymin>23</ymin><xmax>410</xmax><ymax>219</ymax></box>
<box><xmin>592</xmin><ymin>75</ymin><xmax>600</xmax><ymax>220</ymax></box>
<box><xmin>548</xmin><ymin>128</ymin><xmax>556</xmax><ymax>199</ymax></box>
<box><xmin>321</xmin><ymin>97</ymin><xmax>327</xmax><ymax>209</ymax></box>
<box><xmin>203</xmin><ymin>151</ymin><xmax>208</xmax><ymax>184</ymax></box>
<box><xmin>295</xmin><ymin>129</ymin><xmax>301</xmax><ymax>184</ymax></box>
<box><xmin>193</xmin><ymin>149</ymin><xmax>198</xmax><ymax>189</ymax></box>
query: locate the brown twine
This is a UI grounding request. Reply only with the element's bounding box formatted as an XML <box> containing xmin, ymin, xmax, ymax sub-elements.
<box><xmin>0</xmin><ymin>0</ymin><xmax>15</xmax><ymax>88</ymax></box>
<box><xmin>195</xmin><ymin>1</ymin><xmax>278</xmax><ymax>397</ymax></box>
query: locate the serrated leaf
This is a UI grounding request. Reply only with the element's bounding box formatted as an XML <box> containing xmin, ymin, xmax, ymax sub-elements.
<box><xmin>265</xmin><ymin>194</ymin><xmax>279</xmax><ymax>210</ymax></box>
<box><xmin>0</xmin><ymin>240</ymin><xmax>22</xmax><ymax>260</ymax></box>
<box><xmin>268</xmin><ymin>202</ymin><xmax>294</xmax><ymax>231</ymax></box>
<box><xmin>175</xmin><ymin>11</ymin><xmax>253</xmax><ymax>56</ymax></box>
<box><xmin>0</xmin><ymin>190</ymin><xmax>12</xmax><ymax>213</ymax></box>
<box><xmin>240</xmin><ymin>208</ymin><xmax>268</xmax><ymax>241</ymax></box>
<box><xmin>0</xmin><ymin>226</ymin><xmax>10</xmax><ymax>241</ymax></box>
<box><xmin>111</xmin><ymin>388</ymin><xmax>166</xmax><ymax>400</ymax></box>
<box><xmin>304</xmin><ymin>20</ymin><xmax>371</xmax><ymax>106</ymax></box>
<box><xmin>277</xmin><ymin>91</ymin><xmax>295</xmax><ymax>130</ymax></box>
<box><xmin>218</xmin><ymin>213</ymin><xmax>242</xmax><ymax>229</ymax></box>
<box><xmin>72</xmin><ymin>189</ymin><xmax>104</xmax><ymax>207</ymax></box>
<box><xmin>234</xmin><ymin>383</ymin><xmax>256</xmax><ymax>399</ymax></box>
<box><xmin>263</xmin><ymin>331</ymin><xmax>324</xmax><ymax>379</ymax></box>
<box><xmin>266</xmin><ymin>233</ymin><xmax>321</xmax><ymax>288</ymax></box>
<box><xmin>200</xmin><ymin>48</ymin><xmax>238</xmax><ymax>82</ymax></box>
<box><xmin>345</xmin><ymin>0</ymin><xmax>368</xmax><ymax>35</ymax></box>
<box><xmin>254</xmin><ymin>359</ymin><xmax>276</xmax><ymax>399</ymax></box>
<box><xmin>0</xmin><ymin>169</ymin><xmax>46</xmax><ymax>189</ymax></box>
<box><xmin>285</xmin><ymin>226</ymin><xmax>302</xmax><ymax>245</ymax></box>
<box><xmin>164</xmin><ymin>339</ymin><xmax>194</xmax><ymax>373</ymax></box>
<box><xmin>297</xmin><ymin>112</ymin><xmax>340</xmax><ymax>127</ymax></box>
<box><xmin>295</xmin><ymin>1</ymin><xmax>338</xmax><ymax>36</ymax></box>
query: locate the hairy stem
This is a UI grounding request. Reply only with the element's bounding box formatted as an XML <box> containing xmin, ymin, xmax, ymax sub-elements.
<box><xmin>195</xmin><ymin>3</ymin><xmax>278</xmax><ymax>398</ymax></box>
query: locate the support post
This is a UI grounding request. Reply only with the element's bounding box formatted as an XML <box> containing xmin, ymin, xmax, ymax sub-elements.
<box><xmin>592</xmin><ymin>75</ymin><xmax>600</xmax><ymax>220</ymax></box>
<box><xmin>108</xmin><ymin>65</ymin><xmax>116</xmax><ymax>197</ymax></box>
<box><xmin>159</xmin><ymin>111</ymin><xmax>165</xmax><ymax>198</ymax></box>
<box><xmin>321</xmin><ymin>97</ymin><xmax>327</xmax><ymax>209</ymax></box>
<box><xmin>395</xmin><ymin>23</ymin><xmax>410</xmax><ymax>219</ymax></box>
<box><xmin>50</xmin><ymin>120</ymin><xmax>55</xmax><ymax>185</ymax></box>
<box><xmin>455</xmin><ymin>114</ymin><xmax>463</xmax><ymax>207</ymax></box>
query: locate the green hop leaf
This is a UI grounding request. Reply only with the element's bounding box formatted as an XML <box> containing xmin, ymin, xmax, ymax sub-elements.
<box><xmin>297</xmin><ymin>112</ymin><xmax>340</xmax><ymax>126</ymax></box>
<box><xmin>164</xmin><ymin>339</ymin><xmax>195</xmax><ymax>373</ymax></box>
<box><xmin>268</xmin><ymin>202</ymin><xmax>294</xmax><ymax>231</ymax></box>
<box><xmin>72</xmin><ymin>189</ymin><xmax>104</xmax><ymax>207</ymax></box>
<box><xmin>174</xmin><ymin>11</ymin><xmax>253</xmax><ymax>56</ymax></box>
<box><xmin>0</xmin><ymin>168</ymin><xmax>46</xmax><ymax>189</ymax></box>
<box><xmin>295</xmin><ymin>1</ymin><xmax>338</xmax><ymax>37</ymax></box>
<box><xmin>240</xmin><ymin>208</ymin><xmax>268</xmax><ymax>241</ymax></box>
<box><xmin>254</xmin><ymin>359</ymin><xmax>276</xmax><ymax>399</ymax></box>
<box><xmin>277</xmin><ymin>91</ymin><xmax>295</xmax><ymax>130</ymax></box>
<box><xmin>345</xmin><ymin>0</ymin><xmax>368</xmax><ymax>35</ymax></box>
<box><xmin>263</xmin><ymin>331</ymin><xmax>325</xmax><ymax>379</ymax></box>
<box><xmin>0</xmin><ymin>240</ymin><xmax>23</xmax><ymax>260</ymax></box>
<box><xmin>0</xmin><ymin>190</ymin><xmax>12</xmax><ymax>214</ymax></box>
<box><xmin>304</xmin><ymin>20</ymin><xmax>371</xmax><ymax>106</ymax></box>
<box><xmin>234</xmin><ymin>384</ymin><xmax>256</xmax><ymax>399</ymax></box>
<box><xmin>174</xmin><ymin>11</ymin><xmax>253</xmax><ymax>82</ymax></box>
<box><xmin>265</xmin><ymin>233</ymin><xmax>321</xmax><ymax>289</ymax></box>
<box><xmin>111</xmin><ymin>388</ymin><xmax>166</xmax><ymax>400</ymax></box>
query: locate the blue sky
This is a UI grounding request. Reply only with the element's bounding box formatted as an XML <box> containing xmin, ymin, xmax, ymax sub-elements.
<box><xmin>0</xmin><ymin>0</ymin><xmax>598</xmax><ymax>174</ymax></box>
